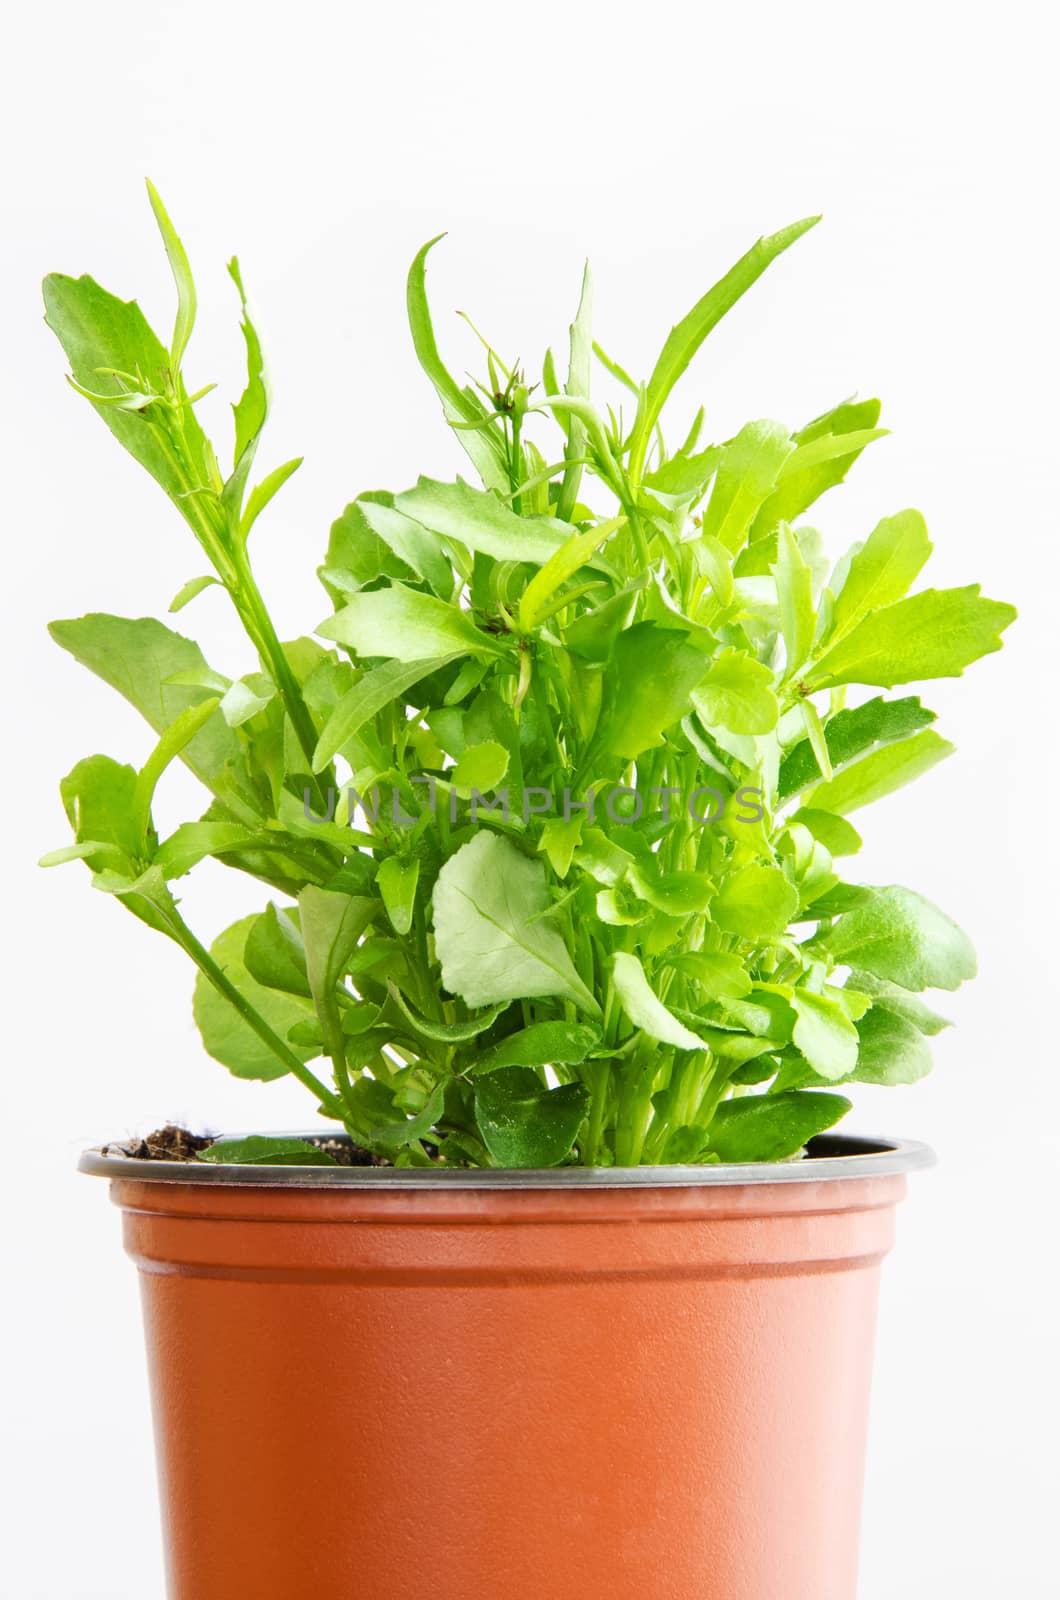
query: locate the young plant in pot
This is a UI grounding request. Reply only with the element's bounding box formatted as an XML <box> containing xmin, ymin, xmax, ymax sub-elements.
<box><xmin>44</xmin><ymin>188</ymin><xmax>1014</xmax><ymax>1600</ymax></box>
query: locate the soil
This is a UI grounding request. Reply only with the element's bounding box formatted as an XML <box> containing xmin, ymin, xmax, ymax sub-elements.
<box><xmin>104</xmin><ymin>1125</ymin><xmax>390</xmax><ymax>1166</ymax></box>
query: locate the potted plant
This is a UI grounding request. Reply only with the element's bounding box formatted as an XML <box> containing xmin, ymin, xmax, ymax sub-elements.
<box><xmin>44</xmin><ymin>187</ymin><xmax>1014</xmax><ymax>1600</ymax></box>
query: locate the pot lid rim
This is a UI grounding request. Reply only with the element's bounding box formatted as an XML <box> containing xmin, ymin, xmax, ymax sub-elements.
<box><xmin>79</xmin><ymin>1132</ymin><xmax>936</xmax><ymax>1188</ymax></box>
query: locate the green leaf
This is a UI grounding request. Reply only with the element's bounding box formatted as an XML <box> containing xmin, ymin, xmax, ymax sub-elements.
<box><xmin>562</xmin><ymin>585</ymin><xmax>640</xmax><ymax>663</ymax></box>
<box><xmin>645</xmin><ymin>444</ymin><xmax>722</xmax><ymax>498</ymax></box>
<box><xmin>802</xmin><ymin>727</ymin><xmax>954</xmax><ymax>814</ymax></box>
<box><xmin>145</xmin><ymin>181</ymin><xmax>196</xmax><ymax>371</ymax></box>
<box><xmin>318</xmin><ymin>585</ymin><xmax>503</xmax><ymax>664</ymax></box>
<box><xmin>43</xmin><ymin>272</ymin><xmax>208</xmax><ymax>500</ymax></box>
<box><xmin>853</xmin><ymin>1007</ymin><xmax>932</xmax><ymax>1085</ymax></box>
<box><xmin>847</xmin><ymin>969</ymin><xmax>952</xmax><ymax>1036</ymax></box>
<box><xmin>790</xmin><ymin>989</ymin><xmax>860</xmax><ymax>1080</ymax></box>
<box><xmin>312</xmin><ymin>654</ymin><xmax>459</xmax><ymax>772</ymax></box>
<box><xmin>60</xmin><ymin>754</ymin><xmax>141</xmax><ymax>862</ymax></box>
<box><xmin>777</xmin><ymin>427</ymin><xmax>889</xmax><ymax>479</ymax></box>
<box><xmin>813</xmin><ymin>885</ymin><xmax>976</xmax><ymax>991</ymax></box>
<box><xmin>629</xmin><ymin>218</ymin><xmax>819</xmax><ymax>480</ymax></box>
<box><xmin>473</xmin><ymin>1067</ymin><xmax>589</xmax><ymax>1167</ymax></box>
<box><xmin>355</xmin><ymin>499</ymin><xmax>456</xmax><ymax>597</ymax></box>
<box><xmin>612</xmin><ymin>952</ymin><xmax>706</xmax><ymax>1050</ymax></box>
<box><xmin>241</xmin><ymin>458</ymin><xmax>302</xmax><ymax>538</ymax></box>
<box><xmin>830</xmin><ymin>509</ymin><xmax>933</xmax><ymax>637</ymax></box>
<box><xmin>518</xmin><ymin>516</ymin><xmax>621</xmax><ymax>631</ymax></box>
<box><xmin>406</xmin><ymin>237</ymin><xmax>509</xmax><ymax>492</ymax></box>
<box><xmin>691</xmin><ymin>648</ymin><xmax>778</xmax><ymax>734</ymax></box>
<box><xmin>806</xmin><ymin>586</ymin><xmax>1017</xmax><ymax>690</ymax></box>
<box><xmin>773</xmin><ymin>523</ymin><xmax>816</xmax><ymax>677</ymax></box>
<box><xmin>708</xmin><ymin>1090</ymin><xmax>851</xmax><ymax>1161</ymax></box>
<box><xmin>692</xmin><ymin>535</ymin><xmax>735</xmax><ymax>606</ymax></box>
<box><xmin>433</xmin><ymin>834</ymin><xmax>600</xmax><ymax>1015</ymax></box>
<box><xmin>376</xmin><ymin>856</ymin><xmax>420</xmax><ymax>936</ymax></box>
<box><xmin>375</xmin><ymin>1082</ymin><xmax>447</xmax><ymax>1150</ymax></box>
<box><xmin>169</xmin><ymin>575</ymin><xmax>218</xmax><ymax>613</ymax></box>
<box><xmin>712</xmin><ymin>864</ymin><xmax>799</xmax><ymax>940</ymax></box>
<box><xmin>298</xmin><ymin>886</ymin><xmax>376</xmax><ymax>1008</ymax></box>
<box><xmin>48</xmin><ymin>615</ymin><xmax>249</xmax><ymax>805</ymax></box>
<box><xmin>598</xmin><ymin>623</ymin><xmax>712</xmax><ymax>759</ymax></box>
<box><xmin>244</xmin><ymin>903</ymin><xmax>311</xmax><ymax>996</ymax></box>
<box><xmin>699</xmin><ymin>420</ymin><xmax>795</xmax><ymax>555</ymax></box>
<box><xmin>387</xmin><ymin>984</ymin><xmax>506</xmax><ymax>1043</ymax></box>
<box><xmin>777</xmin><ymin>695</ymin><xmax>937</xmax><ymax>801</ymax></box>
<box><xmin>556</xmin><ymin>261</ymin><xmax>593</xmax><ymax>522</ymax></box>
<box><xmin>219</xmin><ymin>676</ymin><xmax>274</xmax><ymax>728</ymax></box>
<box><xmin>193</xmin><ymin>915</ymin><xmax>316</xmax><ymax>1079</ymax></box>
<box><xmin>198</xmin><ymin>1135</ymin><xmax>338</xmax><ymax>1167</ymax></box>
<box><xmin>451</xmin><ymin>741</ymin><xmax>510</xmax><ymax>794</ymax></box>
<box><xmin>154</xmin><ymin>820</ymin><xmax>261</xmax><ymax>880</ymax></box>
<box><xmin>748</xmin><ymin>398</ymin><xmax>883</xmax><ymax>539</ymax></box>
<box><xmin>226</xmin><ymin>257</ymin><xmax>268</xmax><ymax>470</ymax></box>
<box><xmin>791</xmin><ymin>809</ymin><xmax>863</xmax><ymax>858</ymax></box>
<box><xmin>538</xmin><ymin>815</ymin><xmax>585</xmax><ymax>878</ymax></box>
<box><xmin>476</xmin><ymin>1022</ymin><xmax>601</xmax><ymax>1073</ymax></box>
<box><xmin>667</xmin><ymin>951</ymin><xmax>752</xmax><ymax>1001</ymax></box>
<box><xmin>395</xmin><ymin>477</ymin><xmax>575</xmax><ymax>566</ymax></box>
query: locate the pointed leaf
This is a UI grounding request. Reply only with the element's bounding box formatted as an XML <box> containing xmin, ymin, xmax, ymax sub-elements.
<box><xmin>433</xmin><ymin>834</ymin><xmax>600</xmax><ymax>1015</ymax></box>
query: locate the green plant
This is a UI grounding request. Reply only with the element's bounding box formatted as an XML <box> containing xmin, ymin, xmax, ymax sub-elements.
<box><xmin>42</xmin><ymin>188</ymin><xmax>1015</xmax><ymax>1168</ymax></box>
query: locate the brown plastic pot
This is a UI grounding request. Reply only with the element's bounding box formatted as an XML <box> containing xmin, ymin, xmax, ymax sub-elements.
<box><xmin>81</xmin><ymin>1133</ymin><xmax>932</xmax><ymax>1600</ymax></box>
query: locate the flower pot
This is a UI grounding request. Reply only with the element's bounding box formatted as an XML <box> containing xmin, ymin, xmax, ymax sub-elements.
<box><xmin>82</xmin><ymin>1134</ymin><xmax>932</xmax><ymax>1600</ymax></box>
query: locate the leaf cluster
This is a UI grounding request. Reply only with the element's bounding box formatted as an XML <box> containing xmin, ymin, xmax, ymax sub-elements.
<box><xmin>41</xmin><ymin>190</ymin><xmax>1014</xmax><ymax>1167</ymax></box>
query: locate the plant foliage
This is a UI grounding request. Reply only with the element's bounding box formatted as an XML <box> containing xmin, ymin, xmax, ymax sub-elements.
<box><xmin>42</xmin><ymin>189</ymin><xmax>1015</xmax><ymax>1167</ymax></box>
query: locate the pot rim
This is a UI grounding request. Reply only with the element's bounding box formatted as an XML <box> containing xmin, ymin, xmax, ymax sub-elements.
<box><xmin>79</xmin><ymin>1131</ymin><xmax>935</xmax><ymax>1189</ymax></box>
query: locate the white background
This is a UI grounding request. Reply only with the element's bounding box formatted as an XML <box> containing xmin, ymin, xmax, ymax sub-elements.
<box><xmin>3</xmin><ymin>3</ymin><xmax>1058</xmax><ymax>1595</ymax></box>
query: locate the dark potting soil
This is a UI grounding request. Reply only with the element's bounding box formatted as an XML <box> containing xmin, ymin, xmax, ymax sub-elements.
<box><xmin>105</xmin><ymin>1125</ymin><xmax>390</xmax><ymax>1166</ymax></box>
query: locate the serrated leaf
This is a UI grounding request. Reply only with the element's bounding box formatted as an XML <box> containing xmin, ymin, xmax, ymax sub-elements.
<box><xmin>355</xmin><ymin>498</ymin><xmax>455</xmax><ymax>597</ymax></box>
<box><xmin>318</xmin><ymin>585</ymin><xmax>503</xmax><ymax>664</ymax></box>
<box><xmin>691</xmin><ymin>648</ymin><xmax>778</xmax><ymax>734</ymax></box>
<box><xmin>451</xmin><ymin>740</ymin><xmax>509</xmax><ymax>794</ymax></box>
<box><xmin>395</xmin><ymin>477</ymin><xmax>575</xmax><ymax>565</ymax></box>
<box><xmin>44</xmin><ymin>271</ymin><xmax>209</xmax><ymax>502</ymax></box>
<box><xmin>748</xmin><ymin>397</ymin><xmax>883</xmax><ymax>541</ymax></box>
<box><xmin>433</xmin><ymin>834</ymin><xmax>600</xmax><ymax>1015</ymax></box>
<box><xmin>700</xmin><ymin>420</ymin><xmax>795</xmax><ymax>555</ymax></box>
<box><xmin>830</xmin><ymin>509</ymin><xmax>933</xmax><ymax>637</ymax></box>
<box><xmin>814</xmin><ymin>885</ymin><xmax>976</xmax><ymax>992</ymax></box>
<box><xmin>312</xmin><ymin>654</ymin><xmax>459</xmax><ymax>772</ymax></box>
<box><xmin>49</xmin><ymin>614</ymin><xmax>250</xmax><ymax>805</ymax></box>
<box><xmin>712</xmin><ymin>864</ymin><xmax>799</xmax><ymax>940</ymax></box>
<box><xmin>806</xmin><ymin>586</ymin><xmax>1017</xmax><ymax>690</ymax></box>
